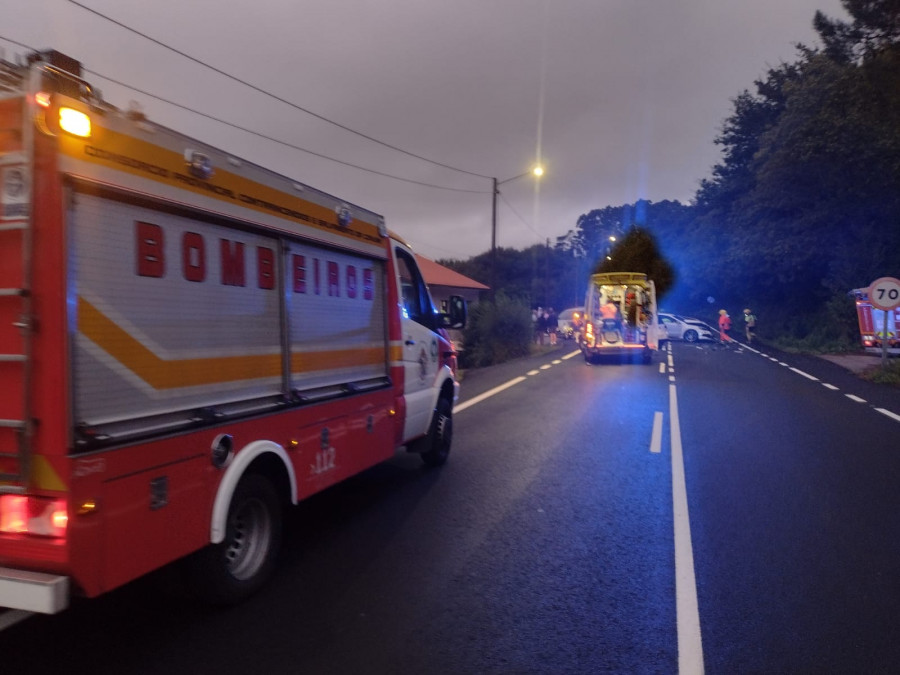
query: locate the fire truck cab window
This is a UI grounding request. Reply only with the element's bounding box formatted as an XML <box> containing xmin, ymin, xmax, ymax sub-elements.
<box><xmin>396</xmin><ymin>249</ymin><xmax>433</xmax><ymax>328</ymax></box>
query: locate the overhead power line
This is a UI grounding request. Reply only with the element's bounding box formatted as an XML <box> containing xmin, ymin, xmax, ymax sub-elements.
<box><xmin>499</xmin><ymin>192</ymin><xmax>542</xmax><ymax>241</ymax></box>
<box><xmin>0</xmin><ymin>34</ymin><xmax>488</xmax><ymax>194</ymax></box>
<box><xmin>66</xmin><ymin>0</ymin><xmax>493</xmax><ymax>180</ymax></box>
<box><xmin>84</xmin><ymin>69</ymin><xmax>488</xmax><ymax>193</ymax></box>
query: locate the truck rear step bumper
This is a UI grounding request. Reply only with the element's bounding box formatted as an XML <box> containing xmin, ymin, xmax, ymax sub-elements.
<box><xmin>0</xmin><ymin>567</ymin><xmax>69</xmax><ymax>613</ymax></box>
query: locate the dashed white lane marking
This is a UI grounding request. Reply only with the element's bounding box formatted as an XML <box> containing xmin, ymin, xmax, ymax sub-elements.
<box><xmin>754</xmin><ymin>349</ymin><xmax>900</xmax><ymax>425</ymax></box>
<box><xmin>789</xmin><ymin>367</ymin><xmax>819</xmax><ymax>381</ymax></box>
<box><xmin>457</xmin><ymin>350</ymin><xmax>582</xmax><ymax>413</ymax></box>
<box><xmin>659</xmin><ymin>362</ymin><xmax>666</xmax><ymax>374</ymax></box>
<box><xmin>669</xmin><ymin>375</ymin><xmax>676</xmax><ymax>382</ymax></box>
<box><xmin>650</xmin><ymin>411</ymin><xmax>663</xmax><ymax>454</ymax></box>
<box><xmin>877</xmin><ymin>408</ymin><xmax>900</xmax><ymax>423</ymax></box>
<box><xmin>670</xmin><ymin>383</ymin><xmax>704</xmax><ymax>673</ymax></box>
<box><xmin>454</xmin><ymin>376</ymin><xmax>527</xmax><ymax>413</ymax></box>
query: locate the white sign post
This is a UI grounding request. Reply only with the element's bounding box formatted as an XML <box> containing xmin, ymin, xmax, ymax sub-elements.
<box><xmin>867</xmin><ymin>277</ymin><xmax>900</xmax><ymax>367</ymax></box>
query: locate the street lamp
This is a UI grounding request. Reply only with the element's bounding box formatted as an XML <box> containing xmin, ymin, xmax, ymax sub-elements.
<box><xmin>490</xmin><ymin>165</ymin><xmax>544</xmax><ymax>299</ymax></box>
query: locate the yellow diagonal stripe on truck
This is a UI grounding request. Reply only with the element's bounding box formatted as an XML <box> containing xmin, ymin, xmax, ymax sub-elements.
<box><xmin>78</xmin><ymin>297</ymin><xmax>388</xmax><ymax>389</ymax></box>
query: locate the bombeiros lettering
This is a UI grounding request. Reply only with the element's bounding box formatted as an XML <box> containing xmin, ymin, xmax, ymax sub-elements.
<box><xmin>135</xmin><ymin>221</ymin><xmax>372</xmax><ymax>299</ymax></box>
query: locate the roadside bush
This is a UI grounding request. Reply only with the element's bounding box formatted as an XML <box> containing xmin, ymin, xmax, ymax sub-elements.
<box><xmin>763</xmin><ymin>292</ymin><xmax>859</xmax><ymax>354</ymax></box>
<box><xmin>861</xmin><ymin>358</ymin><xmax>900</xmax><ymax>387</ymax></box>
<box><xmin>459</xmin><ymin>294</ymin><xmax>532</xmax><ymax>368</ymax></box>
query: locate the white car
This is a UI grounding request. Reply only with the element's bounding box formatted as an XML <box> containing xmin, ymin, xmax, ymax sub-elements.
<box><xmin>557</xmin><ymin>307</ymin><xmax>583</xmax><ymax>339</ymax></box>
<box><xmin>658</xmin><ymin>312</ymin><xmax>715</xmax><ymax>343</ymax></box>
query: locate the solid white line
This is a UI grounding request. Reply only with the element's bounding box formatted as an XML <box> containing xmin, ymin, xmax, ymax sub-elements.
<box><xmin>789</xmin><ymin>367</ymin><xmax>819</xmax><ymax>381</ymax></box>
<box><xmin>454</xmin><ymin>376</ymin><xmax>528</xmax><ymax>413</ymax></box>
<box><xmin>562</xmin><ymin>349</ymin><xmax>580</xmax><ymax>360</ymax></box>
<box><xmin>822</xmin><ymin>383</ymin><xmax>839</xmax><ymax>391</ymax></box>
<box><xmin>659</xmin><ymin>362</ymin><xmax>666</xmax><ymax>374</ymax></box>
<box><xmin>650</xmin><ymin>411</ymin><xmax>663</xmax><ymax>453</ymax></box>
<box><xmin>670</xmin><ymin>383</ymin><xmax>704</xmax><ymax>673</ymax></box>
<box><xmin>846</xmin><ymin>394</ymin><xmax>867</xmax><ymax>403</ymax></box>
<box><xmin>876</xmin><ymin>408</ymin><xmax>900</xmax><ymax>423</ymax></box>
<box><xmin>0</xmin><ymin>609</ymin><xmax>33</xmax><ymax>631</ymax></box>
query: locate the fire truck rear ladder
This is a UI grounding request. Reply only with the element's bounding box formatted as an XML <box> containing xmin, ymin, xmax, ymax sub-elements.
<box><xmin>0</xmin><ymin>220</ymin><xmax>33</xmax><ymax>494</ymax></box>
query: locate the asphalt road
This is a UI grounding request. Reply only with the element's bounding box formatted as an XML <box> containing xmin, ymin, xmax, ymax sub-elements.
<box><xmin>2</xmin><ymin>340</ymin><xmax>899</xmax><ymax>674</ymax></box>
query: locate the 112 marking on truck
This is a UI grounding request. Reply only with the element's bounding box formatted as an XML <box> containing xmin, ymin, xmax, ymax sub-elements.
<box><xmin>0</xmin><ymin>49</ymin><xmax>466</xmax><ymax>614</ymax></box>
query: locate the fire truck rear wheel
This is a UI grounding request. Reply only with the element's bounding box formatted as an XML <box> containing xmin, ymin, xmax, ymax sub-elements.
<box><xmin>189</xmin><ymin>473</ymin><xmax>283</xmax><ymax>605</ymax></box>
<box><xmin>420</xmin><ymin>397</ymin><xmax>453</xmax><ymax>467</ymax></box>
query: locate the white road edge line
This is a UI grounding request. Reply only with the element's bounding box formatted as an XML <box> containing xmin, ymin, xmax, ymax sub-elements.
<box><xmin>454</xmin><ymin>376</ymin><xmax>528</xmax><ymax>414</ymax></box>
<box><xmin>876</xmin><ymin>408</ymin><xmax>900</xmax><ymax>423</ymax></box>
<box><xmin>650</xmin><ymin>411</ymin><xmax>663</xmax><ymax>454</ymax></box>
<box><xmin>670</xmin><ymin>383</ymin><xmax>704</xmax><ymax>673</ymax></box>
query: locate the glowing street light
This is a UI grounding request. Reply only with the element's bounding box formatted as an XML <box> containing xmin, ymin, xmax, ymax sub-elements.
<box><xmin>490</xmin><ymin>165</ymin><xmax>544</xmax><ymax>298</ymax></box>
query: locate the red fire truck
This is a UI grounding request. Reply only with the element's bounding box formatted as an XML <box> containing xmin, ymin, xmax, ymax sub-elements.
<box><xmin>0</xmin><ymin>50</ymin><xmax>466</xmax><ymax>613</ymax></box>
<box><xmin>851</xmin><ymin>287</ymin><xmax>899</xmax><ymax>354</ymax></box>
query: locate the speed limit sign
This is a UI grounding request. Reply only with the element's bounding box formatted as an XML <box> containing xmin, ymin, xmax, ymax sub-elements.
<box><xmin>868</xmin><ymin>276</ymin><xmax>900</xmax><ymax>311</ymax></box>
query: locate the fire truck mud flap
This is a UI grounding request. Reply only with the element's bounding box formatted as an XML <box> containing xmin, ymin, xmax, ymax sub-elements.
<box><xmin>0</xmin><ymin>567</ymin><xmax>69</xmax><ymax>614</ymax></box>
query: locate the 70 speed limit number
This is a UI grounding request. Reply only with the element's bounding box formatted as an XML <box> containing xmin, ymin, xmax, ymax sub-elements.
<box><xmin>868</xmin><ymin>276</ymin><xmax>900</xmax><ymax>311</ymax></box>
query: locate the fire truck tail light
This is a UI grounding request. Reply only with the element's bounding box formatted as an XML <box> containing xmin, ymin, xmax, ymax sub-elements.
<box><xmin>0</xmin><ymin>495</ymin><xmax>68</xmax><ymax>538</ymax></box>
<box><xmin>59</xmin><ymin>107</ymin><xmax>91</xmax><ymax>137</ymax></box>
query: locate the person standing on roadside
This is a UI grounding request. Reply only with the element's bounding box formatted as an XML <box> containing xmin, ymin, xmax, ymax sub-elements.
<box><xmin>548</xmin><ymin>307</ymin><xmax>558</xmax><ymax>345</ymax></box>
<box><xmin>718</xmin><ymin>309</ymin><xmax>733</xmax><ymax>344</ymax></box>
<box><xmin>536</xmin><ymin>309</ymin><xmax>547</xmax><ymax>345</ymax></box>
<box><xmin>743</xmin><ymin>308</ymin><xmax>757</xmax><ymax>344</ymax></box>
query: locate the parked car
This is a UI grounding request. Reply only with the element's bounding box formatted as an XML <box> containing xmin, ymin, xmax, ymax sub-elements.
<box><xmin>557</xmin><ymin>307</ymin><xmax>584</xmax><ymax>339</ymax></box>
<box><xmin>658</xmin><ymin>312</ymin><xmax>716</xmax><ymax>343</ymax></box>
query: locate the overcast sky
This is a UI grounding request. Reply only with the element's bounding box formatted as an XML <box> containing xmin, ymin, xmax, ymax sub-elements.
<box><xmin>3</xmin><ymin>0</ymin><xmax>848</xmax><ymax>260</ymax></box>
